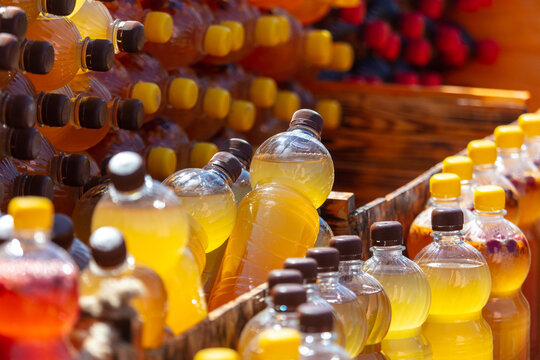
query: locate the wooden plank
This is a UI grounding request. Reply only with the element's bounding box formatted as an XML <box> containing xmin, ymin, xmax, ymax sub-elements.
<box><xmin>320</xmin><ymin>191</ymin><xmax>356</xmax><ymax>236</ymax></box>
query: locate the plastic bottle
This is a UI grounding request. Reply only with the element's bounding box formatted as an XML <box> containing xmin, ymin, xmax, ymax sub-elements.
<box><xmin>329</xmin><ymin>235</ymin><xmax>392</xmax><ymax>353</ymax></box>
<box><xmin>306</xmin><ymin>247</ymin><xmax>367</xmax><ymax>357</ymax></box>
<box><xmin>81</xmin><ymin>226</ymin><xmax>167</xmax><ymax>349</ymax></box>
<box><xmin>415</xmin><ymin>208</ymin><xmax>493</xmax><ymax>360</ymax></box>
<box><xmin>363</xmin><ymin>221</ymin><xmax>432</xmax><ymax>360</ymax></box>
<box><xmin>253</xmin><ymin>328</ymin><xmax>301</xmax><ymax>360</ymax></box>
<box><xmin>250</xmin><ymin>109</ymin><xmax>334</xmax><ymax>209</ymax></box>
<box><xmin>51</xmin><ymin>213</ymin><xmax>90</xmax><ymax>270</ymax></box>
<box><xmin>0</xmin><ymin>163</ymin><xmax>53</xmax><ymax>212</ymax></box>
<box><xmin>184</xmin><ymin>87</ymin><xmax>232</xmax><ymax>141</ymax></box>
<box><xmin>25</xmin><ymin>17</ymin><xmax>114</xmax><ymax>91</ymax></box>
<box><xmin>195</xmin><ymin>348</ymin><xmax>240</xmax><ymax>360</ymax></box>
<box><xmin>87</xmin><ymin>129</ymin><xmax>146</xmax><ymax>168</ymax></box>
<box><xmin>314</xmin><ymin>217</ymin><xmax>334</xmax><ymax>247</ymax></box>
<box><xmin>464</xmin><ymin>186</ymin><xmax>530</xmax><ymax>360</ymax></box>
<box><xmin>222</xmin><ymin>138</ymin><xmax>253</xmax><ymax>204</ymax></box>
<box><xmin>0</xmin><ymin>33</ymin><xmax>20</xmax><ymax>88</ymax></box>
<box><xmin>1</xmin><ymin>0</ymin><xmax>76</xmax><ymax>23</ymax></box>
<box><xmin>288</xmin><ymin>0</ymin><xmax>332</xmax><ymax>25</ymax></box>
<box><xmin>407</xmin><ymin>173</ymin><xmax>474</xmax><ymax>259</ymax></box>
<box><xmin>519</xmin><ymin>113</ymin><xmax>540</xmax><ymax>168</ymax></box>
<box><xmin>0</xmin><ymin>6</ymin><xmax>28</xmax><ymax>40</ymax></box>
<box><xmin>0</xmin><ymin>196</ymin><xmax>78</xmax><ymax>360</ymax></box>
<box><xmin>442</xmin><ymin>155</ymin><xmax>475</xmax><ymax>210</ymax></box>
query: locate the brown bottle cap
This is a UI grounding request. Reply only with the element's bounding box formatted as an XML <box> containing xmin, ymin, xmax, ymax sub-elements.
<box><xmin>4</xmin><ymin>93</ymin><xmax>36</xmax><ymax>129</ymax></box>
<box><xmin>289</xmin><ymin>109</ymin><xmax>323</xmax><ymax>136</ymax></box>
<box><xmin>221</xmin><ymin>138</ymin><xmax>253</xmax><ymax>166</ymax></box>
<box><xmin>204</xmin><ymin>151</ymin><xmax>242</xmax><ymax>183</ymax></box>
<box><xmin>51</xmin><ymin>213</ymin><xmax>74</xmax><ymax>251</ymax></box>
<box><xmin>13</xmin><ymin>174</ymin><xmax>54</xmax><ymax>199</ymax></box>
<box><xmin>298</xmin><ymin>303</ymin><xmax>334</xmax><ymax>333</ymax></box>
<box><xmin>431</xmin><ymin>207</ymin><xmax>464</xmax><ymax>231</ymax></box>
<box><xmin>45</xmin><ymin>0</ymin><xmax>76</xmax><ymax>15</ymax></box>
<box><xmin>0</xmin><ymin>33</ymin><xmax>19</xmax><ymax>70</ymax></box>
<box><xmin>370</xmin><ymin>221</ymin><xmax>404</xmax><ymax>247</ymax></box>
<box><xmin>78</xmin><ymin>97</ymin><xmax>107</xmax><ymax>129</ymax></box>
<box><xmin>89</xmin><ymin>226</ymin><xmax>128</xmax><ymax>268</ymax></box>
<box><xmin>108</xmin><ymin>151</ymin><xmax>146</xmax><ymax>192</ymax></box>
<box><xmin>59</xmin><ymin>153</ymin><xmax>90</xmax><ymax>186</ymax></box>
<box><xmin>0</xmin><ymin>7</ymin><xmax>27</xmax><ymax>41</ymax></box>
<box><xmin>85</xmin><ymin>39</ymin><xmax>114</xmax><ymax>72</ymax></box>
<box><xmin>8</xmin><ymin>128</ymin><xmax>40</xmax><ymax>160</ymax></box>
<box><xmin>305</xmin><ymin>247</ymin><xmax>339</xmax><ymax>273</ymax></box>
<box><xmin>268</xmin><ymin>269</ymin><xmax>303</xmax><ymax>291</ymax></box>
<box><xmin>117</xmin><ymin>21</ymin><xmax>145</xmax><ymax>53</ymax></box>
<box><xmin>39</xmin><ymin>93</ymin><xmax>70</xmax><ymax>127</ymax></box>
<box><xmin>271</xmin><ymin>283</ymin><xmax>307</xmax><ymax>311</ymax></box>
<box><xmin>283</xmin><ymin>257</ymin><xmax>318</xmax><ymax>283</ymax></box>
<box><xmin>329</xmin><ymin>235</ymin><xmax>363</xmax><ymax>261</ymax></box>
<box><xmin>116</xmin><ymin>98</ymin><xmax>144</xmax><ymax>130</ymax></box>
<box><xmin>21</xmin><ymin>40</ymin><xmax>54</xmax><ymax>74</ymax></box>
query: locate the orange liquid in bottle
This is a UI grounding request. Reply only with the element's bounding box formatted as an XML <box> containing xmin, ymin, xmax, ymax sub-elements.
<box><xmin>288</xmin><ymin>0</ymin><xmax>332</xmax><ymax>25</ymax></box>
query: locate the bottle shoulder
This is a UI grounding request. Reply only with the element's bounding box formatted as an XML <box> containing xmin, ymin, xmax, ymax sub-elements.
<box><xmin>162</xmin><ymin>168</ymin><xmax>230</xmax><ymax>196</ymax></box>
<box><xmin>364</xmin><ymin>253</ymin><xmax>425</xmax><ymax>276</ymax></box>
<box><xmin>464</xmin><ymin>216</ymin><xmax>527</xmax><ymax>245</ymax></box>
<box><xmin>256</xmin><ymin>129</ymin><xmax>331</xmax><ymax>160</ymax></box>
<box><xmin>99</xmin><ymin>179</ymin><xmax>183</xmax><ymax>208</ymax></box>
<box><xmin>414</xmin><ymin>239</ymin><xmax>488</xmax><ymax>267</ymax></box>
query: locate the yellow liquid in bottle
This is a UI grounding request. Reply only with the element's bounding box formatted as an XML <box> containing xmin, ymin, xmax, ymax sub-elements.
<box><xmin>69</xmin><ymin>0</ymin><xmax>113</xmax><ymax>44</ymax></box>
<box><xmin>359</xmin><ymin>289</ymin><xmax>392</xmax><ymax>346</ymax></box>
<box><xmin>331</xmin><ymin>300</ymin><xmax>368</xmax><ymax>357</ymax></box>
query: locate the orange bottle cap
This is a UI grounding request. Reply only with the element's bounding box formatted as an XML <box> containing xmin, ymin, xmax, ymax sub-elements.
<box><xmin>494</xmin><ymin>125</ymin><xmax>524</xmax><ymax>149</ymax></box>
<box><xmin>518</xmin><ymin>113</ymin><xmax>540</xmax><ymax>137</ymax></box>
<box><xmin>305</xmin><ymin>30</ymin><xmax>333</xmax><ymax>67</ymax></box>
<box><xmin>8</xmin><ymin>196</ymin><xmax>54</xmax><ymax>230</ymax></box>
<box><xmin>430</xmin><ymin>173</ymin><xmax>461</xmax><ymax>199</ymax></box>
<box><xmin>443</xmin><ymin>156</ymin><xmax>473</xmax><ymax>181</ymax></box>
<box><xmin>467</xmin><ymin>140</ymin><xmax>497</xmax><ymax>165</ymax></box>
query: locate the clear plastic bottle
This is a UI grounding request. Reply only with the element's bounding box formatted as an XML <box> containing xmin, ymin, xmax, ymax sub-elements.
<box><xmin>0</xmin><ymin>6</ymin><xmax>28</xmax><ymax>41</ymax></box>
<box><xmin>250</xmin><ymin>109</ymin><xmax>334</xmax><ymax>209</ymax></box>
<box><xmin>1</xmin><ymin>0</ymin><xmax>76</xmax><ymax>23</ymax></box>
<box><xmin>363</xmin><ymin>221</ymin><xmax>432</xmax><ymax>360</ymax></box>
<box><xmin>415</xmin><ymin>208</ymin><xmax>493</xmax><ymax>360</ymax></box>
<box><xmin>222</xmin><ymin>137</ymin><xmax>253</xmax><ymax>205</ymax></box>
<box><xmin>519</xmin><ymin>113</ymin><xmax>540</xmax><ymax>168</ymax></box>
<box><xmin>252</xmin><ymin>328</ymin><xmax>301</xmax><ymax>360</ymax></box>
<box><xmin>184</xmin><ymin>86</ymin><xmax>232</xmax><ymax>141</ymax></box>
<box><xmin>442</xmin><ymin>155</ymin><xmax>475</xmax><ymax>211</ymax></box>
<box><xmin>140</xmin><ymin>117</ymin><xmax>190</xmax><ymax>170</ymax></box>
<box><xmin>87</xmin><ymin>129</ymin><xmax>146</xmax><ymax>168</ymax></box>
<box><xmin>81</xmin><ymin>226</ymin><xmax>167</xmax><ymax>349</ymax></box>
<box><xmin>51</xmin><ymin>213</ymin><xmax>90</xmax><ymax>270</ymax></box>
<box><xmin>195</xmin><ymin>348</ymin><xmax>240</xmax><ymax>360</ymax></box>
<box><xmin>464</xmin><ymin>186</ymin><xmax>530</xmax><ymax>360</ymax></box>
<box><xmin>329</xmin><ymin>235</ymin><xmax>392</xmax><ymax>353</ymax></box>
<box><xmin>408</xmin><ymin>173</ymin><xmax>474</xmax><ymax>260</ymax></box>
<box><xmin>0</xmin><ymin>165</ymin><xmax>54</xmax><ymax>212</ymax></box>
<box><xmin>306</xmin><ymin>247</ymin><xmax>368</xmax><ymax>357</ymax></box>
<box><xmin>314</xmin><ymin>217</ymin><xmax>334</xmax><ymax>247</ymax></box>
<box><xmin>0</xmin><ymin>196</ymin><xmax>78</xmax><ymax>360</ymax></box>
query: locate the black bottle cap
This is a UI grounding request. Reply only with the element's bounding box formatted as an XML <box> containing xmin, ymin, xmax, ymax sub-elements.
<box><xmin>0</xmin><ymin>33</ymin><xmax>19</xmax><ymax>70</ymax></box>
<box><xmin>13</xmin><ymin>173</ymin><xmax>54</xmax><ymax>199</ymax></box>
<box><xmin>116</xmin><ymin>98</ymin><xmax>144</xmax><ymax>130</ymax></box>
<box><xmin>78</xmin><ymin>97</ymin><xmax>107</xmax><ymax>129</ymax></box>
<box><xmin>203</xmin><ymin>151</ymin><xmax>242</xmax><ymax>183</ymax></box>
<box><xmin>117</xmin><ymin>21</ymin><xmax>145</xmax><ymax>53</ymax></box>
<box><xmin>89</xmin><ymin>226</ymin><xmax>128</xmax><ymax>268</ymax></box>
<box><xmin>329</xmin><ymin>235</ymin><xmax>363</xmax><ymax>261</ymax></box>
<box><xmin>267</xmin><ymin>269</ymin><xmax>303</xmax><ymax>291</ymax></box>
<box><xmin>271</xmin><ymin>283</ymin><xmax>307</xmax><ymax>311</ymax></box>
<box><xmin>108</xmin><ymin>151</ymin><xmax>146</xmax><ymax>192</ymax></box>
<box><xmin>283</xmin><ymin>258</ymin><xmax>318</xmax><ymax>284</ymax></box>
<box><xmin>298</xmin><ymin>303</ymin><xmax>334</xmax><ymax>334</ymax></box>
<box><xmin>51</xmin><ymin>213</ymin><xmax>74</xmax><ymax>251</ymax></box>
<box><xmin>45</xmin><ymin>0</ymin><xmax>76</xmax><ymax>16</ymax></box>
<box><xmin>0</xmin><ymin>7</ymin><xmax>28</xmax><ymax>41</ymax></box>
<box><xmin>222</xmin><ymin>138</ymin><xmax>253</xmax><ymax>166</ymax></box>
<box><xmin>21</xmin><ymin>40</ymin><xmax>54</xmax><ymax>74</ymax></box>
<box><xmin>8</xmin><ymin>128</ymin><xmax>40</xmax><ymax>160</ymax></box>
<box><xmin>59</xmin><ymin>153</ymin><xmax>90</xmax><ymax>186</ymax></box>
<box><xmin>306</xmin><ymin>247</ymin><xmax>340</xmax><ymax>273</ymax></box>
<box><xmin>370</xmin><ymin>221</ymin><xmax>404</xmax><ymax>247</ymax></box>
<box><xmin>432</xmin><ymin>208</ymin><xmax>464</xmax><ymax>231</ymax></box>
<box><xmin>39</xmin><ymin>93</ymin><xmax>70</xmax><ymax>127</ymax></box>
<box><xmin>4</xmin><ymin>94</ymin><xmax>36</xmax><ymax>129</ymax></box>
<box><xmin>85</xmin><ymin>39</ymin><xmax>114</xmax><ymax>72</ymax></box>
<box><xmin>290</xmin><ymin>109</ymin><xmax>323</xmax><ymax>136</ymax></box>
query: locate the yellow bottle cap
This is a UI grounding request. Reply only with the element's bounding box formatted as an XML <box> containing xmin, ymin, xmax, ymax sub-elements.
<box><xmin>203</xmin><ymin>87</ymin><xmax>231</xmax><ymax>119</ymax></box>
<box><xmin>494</xmin><ymin>125</ymin><xmax>525</xmax><ymax>149</ymax></box>
<box><xmin>305</xmin><ymin>30</ymin><xmax>333</xmax><ymax>67</ymax></box>
<box><xmin>147</xmin><ymin>147</ymin><xmax>177</xmax><ymax>181</ymax></box>
<box><xmin>430</xmin><ymin>173</ymin><xmax>461</xmax><ymax>199</ymax></box>
<box><xmin>276</xmin><ymin>15</ymin><xmax>291</xmax><ymax>44</ymax></box>
<box><xmin>255</xmin><ymin>16</ymin><xmax>281</xmax><ymax>47</ymax></box>
<box><xmin>204</xmin><ymin>25</ymin><xmax>232</xmax><ymax>57</ymax></box>
<box><xmin>144</xmin><ymin>11</ymin><xmax>173</xmax><ymax>43</ymax></box>
<box><xmin>273</xmin><ymin>91</ymin><xmax>300</xmax><ymax>122</ymax></box>
<box><xmin>257</xmin><ymin>328</ymin><xmax>301</xmax><ymax>360</ymax></box>
<box><xmin>131</xmin><ymin>82</ymin><xmax>162</xmax><ymax>114</ymax></box>
<box><xmin>190</xmin><ymin>142</ymin><xmax>218</xmax><ymax>168</ymax></box>
<box><xmin>474</xmin><ymin>185</ymin><xmax>505</xmax><ymax>212</ymax></box>
<box><xmin>518</xmin><ymin>113</ymin><xmax>540</xmax><ymax>137</ymax></box>
<box><xmin>194</xmin><ymin>348</ymin><xmax>239</xmax><ymax>360</ymax></box>
<box><xmin>467</xmin><ymin>140</ymin><xmax>497</xmax><ymax>165</ymax></box>
<box><xmin>228</xmin><ymin>100</ymin><xmax>255</xmax><ymax>132</ymax></box>
<box><xmin>316</xmin><ymin>99</ymin><xmax>341</xmax><ymax>130</ymax></box>
<box><xmin>250</xmin><ymin>77</ymin><xmax>277</xmax><ymax>108</ymax></box>
<box><xmin>221</xmin><ymin>21</ymin><xmax>244</xmax><ymax>51</ymax></box>
<box><xmin>168</xmin><ymin>78</ymin><xmax>199</xmax><ymax>110</ymax></box>
<box><xmin>8</xmin><ymin>196</ymin><xmax>53</xmax><ymax>230</ymax></box>
<box><xmin>443</xmin><ymin>156</ymin><xmax>473</xmax><ymax>181</ymax></box>
<box><xmin>329</xmin><ymin>42</ymin><xmax>354</xmax><ymax>72</ymax></box>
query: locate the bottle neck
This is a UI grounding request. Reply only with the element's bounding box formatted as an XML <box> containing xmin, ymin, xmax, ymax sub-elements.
<box><xmin>498</xmin><ymin>147</ymin><xmax>522</xmax><ymax>158</ymax></box>
<box><xmin>36</xmin><ymin>0</ymin><xmax>47</xmax><ymax>13</ymax></box>
<box><xmin>78</xmin><ymin>37</ymin><xmax>91</xmax><ymax>71</ymax></box>
<box><xmin>109</xmin><ymin>19</ymin><xmax>122</xmax><ymax>54</ymax></box>
<box><xmin>107</xmin><ymin>97</ymin><xmax>122</xmax><ymax>129</ymax></box>
<box><xmin>473</xmin><ymin>163</ymin><xmax>496</xmax><ymax>174</ymax></box>
<box><xmin>49</xmin><ymin>152</ymin><xmax>68</xmax><ymax>185</ymax></box>
<box><xmin>302</xmin><ymin>331</ymin><xmax>338</xmax><ymax>348</ymax></box>
<box><xmin>474</xmin><ymin>209</ymin><xmax>506</xmax><ymax>223</ymax></box>
<box><xmin>272</xmin><ymin>310</ymin><xmax>299</xmax><ymax>325</ymax></box>
<box><xmin>287</xmin><ymin>126</ymin><xmax>321</xmax><ymax>140</ymax></box>
<box><xmin>431</xmin><ymin>197</ymin><xmax>462</xmax><ymax>207</ymax></box>
<box><xmin>338</xmin><ymin>259</ymin><xmax>364</xmax><ymax>274</ymax></box>
<box><xmin>18</xmin><ymin>39</ymin><xmax>31</xmax><ymax>72</ymax></box>
<box><xmin>110</xmin><ymin>175</ymin><xmax>152</xmax><ymax>201</ymax></box>
<box><xmin>431</xmin><ymin>230</ymin><xmax>463</xmax><ymax>245</ymax></box>
<box><xmin>370</xmin><ymin>245</ymin><xmax>405</xmax><ymax>258</ymax></box>
<box><xmin>12</xmin><ymin>228</ymin><xmax>49</xmax><ymax>246</ymax></box>
<box><xmin>204</xmin><ymin>165</ymin><xmax>234</xmax><ymax>186</ymax></box>
<box><xmin>317</xmin><ymin>271</ymin><xmax>341</xmax><ymax>288</ymax></box>
<box><xmin>89</xmin><ymin>255</ymin><xmax>135</xmax><ymax>277</ymax></box>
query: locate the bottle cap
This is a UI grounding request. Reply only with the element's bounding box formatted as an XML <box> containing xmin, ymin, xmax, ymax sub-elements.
<box><xmin>290</xmin><ymin>109</ymin><xmax>323</xmax><ymax>136</ymax></box>
<box><xmin>59</xmin><ymin>153</ymin><xmax>90</xmax><ymax>186</ymax></box>
<box><xmin>0</xmin><ymin>215</ymin><xmax>13</xmax><ymax>244</ymax></box>
<box><xmin>305</xmin><ymin>30</ymin><xmax>333</xmax><ymax>67</ymax></box>
<box><xmin>116</xmin><ymin>98</ymin><xmax>144</xmax><ymax>130</ymax></box>
<box><xmin>467</xmin><ymin>139</ymin><xmax>497</xmax><ymax>165</ymax></box>
<box><xmin>255</xmin><ymin>16</ymin><xmax>281</xmax><ymax>47</ymax></box>
<box><xmin>190</xmin><ymin>142</ymin><xmax>218</xmax><ymax>168</ymax></box>
<box><xmin>271</xmin><ymin>283</ymin><xmax>307</xmax><ymax>311</ymax></box>
<box><xmin>494</xmin><ymin>125</ymin><xmax>524</xmax><ymax>149</ymax></box>
<box><xmin>194</xmin><ymin>348</ymin><xmax>239</xmax><ymax>360</ymax></box>
<box><xmin>168</xmin><ymin>77</ymin><xmax>199</xmax><ymax>110</ymax></box>
<box><xmin>147</xmin><ymin>146</ymin><xmax>176</xmax><ymax>181</ymax></box>
<box><xmin>518</xmin><ymin>113</ymin><xmax>540</xmax><ymax>137</ymax></box>
<box><xmin>257</xmin><ymin>329</ymin><xmax>301</xmax><ymax>360</ymax></box>
<box><xmin>78</xmin><ymin>96</ymin><xmax>107</xmax><ymax>129</ymax></box>
<box><xmin>283</xmin><ymin>258</ymin><xmax>318</xmax><ymax>283</ymax></box>
<box><xmin>328</xmin><ymin>42</ymin><xmax>354</xmax><ymax>72</ymax></box>
<box><xmin>13</xmin><ymin>174</ymin><xmax>54</xmax><ymax>200</ymax></box>
<box><xmin>131</xmin><ymin>82</ymin><xmax>162</xmax><ymax>114</ymax></box>
<box><xmin>267</xmin><ymin>269</ymin><xmax>303</xmax><ymax>291</ymax></box>
<box><xmin>85</xmin><ymin>39</ymin><xmax>114</xmax><ymax>72</ymax></box>
<box><xmin>204</xmin><ymin>151</ymin><xmax>242</xmax><ymax>183</ymax></box>
<box><xmin>0</xmin><ymin>33</ymin><xmax>19</xmax><ymax>70</ymax></box>
<box><xmin>431</xmin><ymin>207</ymin><xmax>464</xmax><ymax>231</ymax></box>
<box><xmin>443</xmin><ymin>156</ymin><xmax>473</xmax><ymax>181</ymax></box>
<box><xmin>430</xmin><ymin>173</ymin><xmax>461</xmax><ymax>199</ymax></box>
<box><xmin>298</xmin><ymin>303</ymin><xmax>334</xmax><ymax>333</ymax></box>
<box><xmin>315</xmin><ymin>100</ymin><xmax>341</xmax><ymax>131</ymax></box>
<box><xmin>222</xmin><ymin>138</ymin><xmax>253</xmax><ymax>166</ymax></box>
<box><xmin>329</xmin><ymin>235</ymin><xmax>363</xmax><ymax>261</ymax></box>
<box><xmin>250</xmin><ymin>77</ymin><xmax>277</xmax><ymax>108</ymax></box>
<box><xmin>108</xmin><ymin>151</ymin><xmax>146</xmax><ymax>192</ymax></box>
<box><xmin>370</xmin><ymin>221</ymin><xmax>404</xmax><ymax>247</ymax></box>
<box><xmin>89</xmin><ymin>226</ymin><xmax>128</xmax><ymax>268</ymax></box>
<box><xmin>228</xmin><ymin>100</ymin><xmax>255</xmax><ymax>132</ymax></box>
<box><xmin>144</xmin><ymin>11</ymin><xmax>173</xmax><ymax>43</ymax></box>
<box><xmin>51</xmin><ymin>213</ymin><xmax>74</xmax><ymax>251</ymax></box>
<box><xmin>4</xmin><ymin>94</ymin><xmax>36</xmax><ymax>129</ymax></box>
<box><xmin>8</xmin><ymin>128</ymin><xmax>40</xmax><ymax>160</ymax></box>
<box><xmin>45</xmin><ymin>0</ymin><xmax>76</xmax><ymax>16</ymax></box>
<box><xmin>117</xmin><ymin>21</ymin><xmax>145</xmax><ymax>53</ymax></box>
<box><xmin>39</xmin><ymin>93</ymin><xmax>70</xmax><ymax>127</ymax></box>
<box><xmin>21</xmin><ymin>40</ymin><xmax>54</xmax><ymax>74</ymax></box>
<box><xmin>0</xmin><ymin>7</ymin><xmax>27</xmax><ymax>40</ymax></box>
<box><xmin>204</xmin><ymin>25</ymin><xmax>232</xmax><ymax>57</ymax></box>
<box><xmin>203</xmin><ymin>88</ymin><xmax>230</xmax><ymax>119</ymax></box>
<box><xmin>8</xmin><ymin>196</ymin><xmax>53</xmax><ymax>230</ymax></box>
<box><xmin>221</xmin><ymin>21</ymin><xmax>244</xmax><ymax>51</ymax></box>
<box><xmin>305</xmin><ymin>247</ymin><xmax>339</xmax><ymax>272</ymax></box>
<box><xmin>276</xmin><ymin>15</ymin><xmax>290</xmax><ymax>44</ymax></box>
<box><xmin>273</xmin><ymin>91</ymin><xmax>300</xmax><ymax>122</ymax></box>
<box><xmin>474</xmin><ymin>185</ymin><xmax>505</xmax><ymax>212</ymax></box>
